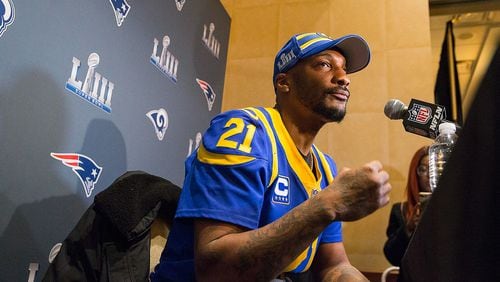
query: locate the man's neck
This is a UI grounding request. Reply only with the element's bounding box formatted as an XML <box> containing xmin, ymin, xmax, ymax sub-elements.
<box><xmin>275</xmin><ymin>105</ymin><xmax>324</xmax><ymax>155</ymax></box>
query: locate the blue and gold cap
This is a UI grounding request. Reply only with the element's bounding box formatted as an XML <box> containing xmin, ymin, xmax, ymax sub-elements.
<box><xmin>273</xmin><ymin>32</ymin><xmax>371</xmax><ymax>82</ymax></box>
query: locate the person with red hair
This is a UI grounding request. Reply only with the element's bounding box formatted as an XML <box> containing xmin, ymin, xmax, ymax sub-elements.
<box><xmin>383</xmin><ymin>146</ymin><xmax>431</xmax><ymax>266</ymax></box>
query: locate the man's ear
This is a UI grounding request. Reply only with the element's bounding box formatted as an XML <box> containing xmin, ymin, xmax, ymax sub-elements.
<box><xmin>275</xmin><ymin>73</ymin><xmax>290</xmax><ymax>93</ymax></box>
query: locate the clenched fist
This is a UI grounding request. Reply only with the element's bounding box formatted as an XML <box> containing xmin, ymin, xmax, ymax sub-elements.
<box><xmin>325</xmin><ymin>160</ymin><xmax>391</xmax><ymax>222</ymax></box>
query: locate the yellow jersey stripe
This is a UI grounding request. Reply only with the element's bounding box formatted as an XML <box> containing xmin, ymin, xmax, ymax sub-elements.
<box><xmin>197</xmin><ymin>143</ymin><xmax>255</xmax><ymax>165</ymax></box>
<box><xmin>265</xmin><ymin>108</ymin><xmax>321</xmax><ymax>197</ymax></box>
<box><xmin>283</xmin><ymin>238</ymin><xmax>319</xmax><ymax>272</ymax></box>
<box><xmin>303</xmin><ymin>238</ymin><xmax>319</xmax><ymax>271</ymax></box>
<box><xmin>314</xmin><ymin>145</ymin><xmax>334</xmax><ymax>184</ymax></box>
<box><xmin>244</xmin><ymin>107</ymin><xmax>279</xmax><ymax>188</ymax></box>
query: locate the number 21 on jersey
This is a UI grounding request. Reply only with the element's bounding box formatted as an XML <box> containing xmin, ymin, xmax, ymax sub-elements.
<box><xmin>216</xmin><ymin>118</ymin><xmax>256</xmax><ymax>153</ymax></box>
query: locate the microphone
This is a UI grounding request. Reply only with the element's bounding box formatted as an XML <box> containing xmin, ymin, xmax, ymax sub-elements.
<box><xmin>384</xmin><ymin>99</ymin><xmax>408</xmax><ymax>120</ymax></box>
<box><xmin>384</xmin><ymin>98</ymin><xmax>450</xmax><ymax>139</ymax></box>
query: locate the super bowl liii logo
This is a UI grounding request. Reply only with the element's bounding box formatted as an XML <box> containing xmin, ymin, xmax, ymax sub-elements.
<box><xmin>202</xmin><ymin>22</ymin><xmax>220</xmax><ymax>59</ymax></box>
<box><xmin>0</xmin><ymin>0</ymin><xmax>15</xmax><ymax>38</ymax></box>
<box><xmin>151</xmin><ymin>35</ymin><xmax>179</xmax><ymax>83</ymax></box>
<box><xmin>65</xmin><ymin>53</ymin><xmax>115</xmax><ymax>113</ymax></box>
<box><xmin>277</xmin><ymin>49</ymin><xmax>297</xmax><ymax>72</ymax></box>
<box><xmin>25</xmin><ymin>243</ymin><xmax>63</xmax><ymax>282</ymax></box>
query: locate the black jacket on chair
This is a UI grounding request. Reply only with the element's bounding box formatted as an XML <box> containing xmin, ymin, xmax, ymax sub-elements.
<box><xmin>42</xmin><ymin>171</ymin><xmax>181</xmax><ymax>282</ymax></box>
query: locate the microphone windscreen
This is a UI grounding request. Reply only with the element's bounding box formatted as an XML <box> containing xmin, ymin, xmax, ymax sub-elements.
<box><xmin>384</xmin><ymin>99</ymin><xmax>407</xmax><ymax>120</ymax></box>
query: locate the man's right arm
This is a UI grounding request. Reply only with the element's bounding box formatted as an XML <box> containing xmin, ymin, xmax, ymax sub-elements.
<box><xmin>194</xmin><ymin>161</ymin><xmax>391</xmax><ymax>282</ymax></box>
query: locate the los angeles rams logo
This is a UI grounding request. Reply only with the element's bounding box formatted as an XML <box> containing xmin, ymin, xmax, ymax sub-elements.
<box><xmin>51</xmin><ymin>153</ymin><xmax>103</xmax><ymax>198</ymax></box>
<box><xmin>196</xmin><ymin>78</ymin><xmax>216</xmax><ymax>111</ymax></box>
<box><xmin>146</xmin><ymin>108</ymin><xmax>169</xmax><ymax>141</ymax></box>
<box><xmin>0</xmin><ymin>0</ymin><xmax>15</xmax><ymax>38</ymax></box>
<box><xmin>108</xmin><ymin>0</ymin><xmax>130</xmax><ymax>27</ymax></box>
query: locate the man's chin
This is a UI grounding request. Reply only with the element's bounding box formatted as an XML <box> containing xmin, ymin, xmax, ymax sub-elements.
<box><xmin>314</xmin><ymin>106</ymin><xmax>346</xmax><ymax>122</ymax></box>
<box><xmin>328</xmin><ymin>115</ymin><xmax>345</xmax><ymax>123</ymax></box>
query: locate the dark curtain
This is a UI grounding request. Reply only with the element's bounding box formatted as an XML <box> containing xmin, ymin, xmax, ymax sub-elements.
<box><xmin>434</xmin><ymin>20</ymin><xmax>463</xmax><ymax>126</ymax></box>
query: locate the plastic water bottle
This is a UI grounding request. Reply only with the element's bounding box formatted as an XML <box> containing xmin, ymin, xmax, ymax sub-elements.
<box><xmin>428</xmin><ymin>122</ymin><xmax>458</xmax><ymax>191</ymax></box>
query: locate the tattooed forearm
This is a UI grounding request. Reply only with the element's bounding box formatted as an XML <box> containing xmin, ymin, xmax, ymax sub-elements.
<box><xmin>233</xmin><ymin>195</ymin><xmax>335</xmax><ymax>280</ymax></box>
<box><xmin>322</xmin><ymin>263</ymin><xmax>369</xmax><ymax>282</ymax></box>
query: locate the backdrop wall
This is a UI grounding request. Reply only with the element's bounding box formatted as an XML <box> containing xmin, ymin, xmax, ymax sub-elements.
<box><xmin>0</xmin><ymin>1</ymin><xmax>230</xmax><ymax>280</ymax></box>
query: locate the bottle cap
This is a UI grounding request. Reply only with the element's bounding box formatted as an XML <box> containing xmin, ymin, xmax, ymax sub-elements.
<box><xmin>439</xmin><ymin>122</ymin><xmax>456</xmax><ymax>134</ymax></box>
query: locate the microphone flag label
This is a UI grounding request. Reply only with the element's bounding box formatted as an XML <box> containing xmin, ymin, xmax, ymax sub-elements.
<box><xmin>403</xmin><ymin>99</ymin><xmax>446</xmax><ymax>139</ymax></box>
<box><xmin>408</xmin><ymin>103</ymin><xmax>431</xmax><ymax>124</ymax></box>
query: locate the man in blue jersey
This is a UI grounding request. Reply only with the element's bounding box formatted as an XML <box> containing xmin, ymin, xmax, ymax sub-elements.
<box><xmin>151</xmin><ymin>32</ymin><xmax>392</xmax><ymax>282</ymax></box>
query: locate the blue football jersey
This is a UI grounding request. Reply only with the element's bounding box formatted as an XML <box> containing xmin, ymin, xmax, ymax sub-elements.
<box><xmin>151</xmin><ymin>107</ymin><xmax>342</xmax><ymax>281</ymax></box>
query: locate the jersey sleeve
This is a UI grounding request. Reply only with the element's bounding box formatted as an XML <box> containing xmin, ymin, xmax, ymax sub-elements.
<box><xmin>320</xmin><ymin>221</ymin><xmax>343</xmax><ymax>243</ymax></box>
<box><xmin>175</xmin><ymin>108</ymin><xmax>272</xmax><ymax>229</ymax></box>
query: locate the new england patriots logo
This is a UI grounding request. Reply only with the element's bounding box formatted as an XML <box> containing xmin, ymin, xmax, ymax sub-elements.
<box><xmin>196</xmin><ymin>78</ymin><xmax>216</xmax><ymax>111</ymax></box>
<box><xmin>108</xmin><ymin>0</ymin><xmax>130</xmax><ymax>27</ymax></box>
<box><xmin>146</xmin><ymin>108</ymin><xmax>169</xmax><ymax>141</ymax></box>
<box><xmin>51</xmin><ymin>153</ymin><xmax>103</xmax><ymax>198</ymax></box>
<box><xmin>0</xmin><ymin>0</ymin><xmax>15</xmax><ymax>38</ymax></box>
